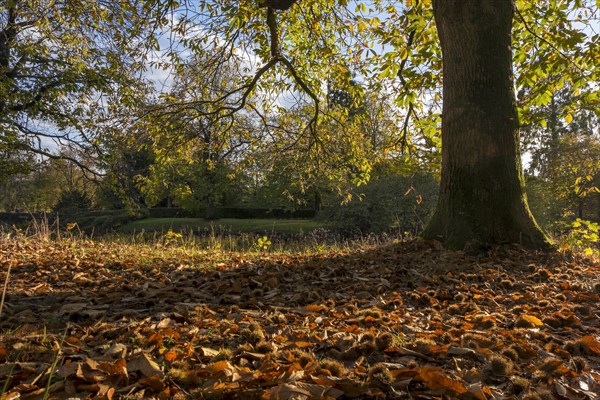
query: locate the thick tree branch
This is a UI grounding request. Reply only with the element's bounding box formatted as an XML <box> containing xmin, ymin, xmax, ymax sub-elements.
<box><xmin>205</xmin><ymin>56</ymin><xmax>279</xmax><ymax>116</ymax></box>
<box><xmin>155</xmin><ymin>0</ymin><xmax>319</xmax><ymax>143</ymax></box>
<box><xmin>12</xmin><ymin>127</ymin><xmax>100</xmax><ymax>176</ymax></box>
<box><xmin>396</xmin><ymin>30</ymin><xmax>415</xmax><ymax>87</ymax></box>
<box><xmin>267</xmin><ymin>7</ymin><xmax>280</xmax><ymax>58</ymax></box>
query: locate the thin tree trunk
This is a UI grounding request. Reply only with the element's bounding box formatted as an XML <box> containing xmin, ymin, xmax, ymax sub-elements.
<box><xmin>423</xmin><ymin>0</ymin><xmax>551</xmax><ymax>250</ymax></box>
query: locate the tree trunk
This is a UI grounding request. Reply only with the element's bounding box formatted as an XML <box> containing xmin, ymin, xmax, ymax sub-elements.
<box><xmin>423</xmin><ymin>0</ymin><xmax>551</xmax><ymax>250</ymax></box>
<box><xmin>314</xmin><ymin>190</ymin><xmax>321</xmax><ymax>212</ymax></box>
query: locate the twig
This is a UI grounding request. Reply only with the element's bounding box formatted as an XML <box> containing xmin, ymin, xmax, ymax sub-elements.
<box><xmin>42</xmin><ymin>325</ymin><xmax>69</xmax><ymax>400</ymax></box>
<box><xmin>166</xmin><ymin>376</ymin><xmax>194</xmax><ymax>399</ymax></box>
<box><xmin>0</xmin><ymin>255</ymin><xmax>13</xmax><ymax>319</ymax></box>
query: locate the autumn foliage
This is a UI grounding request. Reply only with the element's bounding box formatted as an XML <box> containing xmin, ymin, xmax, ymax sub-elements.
<box><xmin>0</xmin><ymin>236</ymin><xmax>599</xmax><ymax>399</ymax></box>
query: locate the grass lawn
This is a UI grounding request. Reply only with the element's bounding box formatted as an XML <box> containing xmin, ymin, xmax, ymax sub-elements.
<box><xmin>119</xmin><ymin>217</ymin><xmax>326</xmax><ymax>235</ymax></box>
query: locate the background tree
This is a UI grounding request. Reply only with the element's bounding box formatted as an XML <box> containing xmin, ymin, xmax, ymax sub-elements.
<box><xmin>527</xmin><ymin>133</ymin><xmax>600</xmax><ymax>230</ymax></box>
<box><xmin>0</xmin><ymin>0</ymin><xmax>151</xmax><ymax>172</ymax></box>
<box><xmin>98</xmin><ymin>130</ymin><xmax>155</xmax><ymax>211</ymax></box>
<box><xmin>4</xmin><ymin>0</ymin><xmax>595</xmax><ymax>248</ymax></box>
<box><xmin>0</xmin><ymin>153</ymin><xmax>93</xmax><ymax>212</ymax></box>
<box><xmin>140</xmin><ymin>54</ymin><xmax>263</xmax><ymax>218</ymax></box>
<box><xmin>521</xmin><ymin>83</ymin><xmax>600</xmax><ymax>230</ymax></box>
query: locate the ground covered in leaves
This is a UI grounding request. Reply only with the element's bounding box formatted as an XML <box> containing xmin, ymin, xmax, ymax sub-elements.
<box><xmin>1</xmin><ymin>237</ymin><xmax>599</xmax><ymax>399</ymax></box>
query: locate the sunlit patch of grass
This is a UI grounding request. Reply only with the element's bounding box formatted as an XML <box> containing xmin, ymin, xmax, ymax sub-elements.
<box><xmin>118</xmin><ymin>217</ymin><xmax>325</xmax><ymax>236</ymax></box>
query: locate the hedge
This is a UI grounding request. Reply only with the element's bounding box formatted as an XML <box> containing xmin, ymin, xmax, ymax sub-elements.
<box><xmin>148</xmin><ymin>207</ymin><xmax>316</xmax><ymax>219</ymax></box>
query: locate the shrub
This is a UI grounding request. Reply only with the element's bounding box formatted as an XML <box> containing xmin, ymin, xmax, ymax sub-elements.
<box><xmin>318</xmin><ymin>173</ymin><xmax>438</xmax><ymax>235</ymax></box>
<box><xmin>53</xmin><ymin>190</ymin><xmax>91</xmax><ymax>212</ymax></box>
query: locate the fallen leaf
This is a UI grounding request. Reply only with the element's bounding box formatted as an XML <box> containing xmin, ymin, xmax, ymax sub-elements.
<box><xmin>581</xmin><ymin>335</ymin><xmax>600</xmax><ymax>355</ymax></box>
<box><xmin>517</xmin><ymin>314</ymin><xmax>544</xmax><ymax>328</ymax></box>
<box><xmin>139</xmin><ymin>374</ymin><xmax>165</xmax><ymax>392</ymax></box>
<box><xmin>98</xmin><ymin>358</ymin><xmax>128</xmax><ymax>378</ymax></box>
<box><xmin>417</xmin><ymin>367</ymin><xmax>468</xmax><ymax>395</ymax></box>
<box><xmin>164</xmin><ymin>350</ymin><xmax>178</xmax><ymax>362</ymax></box>
<box><xmin>127</xmin><ymin>352</ymin><xmax>164</xmax><ymax>378</ymax></box>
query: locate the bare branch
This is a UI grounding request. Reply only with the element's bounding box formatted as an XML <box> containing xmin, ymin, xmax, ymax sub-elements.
<box><xmin>14</xmin><ymin>144</ymin><xmax>103</xmax><ymax>180</ymax></box>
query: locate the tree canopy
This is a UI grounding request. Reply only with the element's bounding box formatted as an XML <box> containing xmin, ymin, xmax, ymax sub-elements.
<box><xmin>0</xmin><ymin>0</ymin><xmax>152</xmax><ymax>169</ymax></box>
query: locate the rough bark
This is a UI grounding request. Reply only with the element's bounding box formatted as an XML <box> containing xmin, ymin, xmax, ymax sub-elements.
<box><xmin>423</xmin><ymin>0</ymin><xmax>551</xmax><ymax>250</ymax></box>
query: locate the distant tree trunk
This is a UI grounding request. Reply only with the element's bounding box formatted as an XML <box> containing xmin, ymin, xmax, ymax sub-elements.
<box><xmin>205</xmin><ymin>170</ymin><xmax>219</xmax><ymax>220</ymax></box>
<box><xmin>314</xmin><ymin>190</ymin><xmax>321</xmax><ymax>212</ymax></box>
<box><xmin>423</xmin><ymin>0</ymin><xmax>551</xmax><ymax>250</ymax></box>
<box><xmin>205</xmin><ymin>201</ymin><xmax>218</xmax><ymax>220</ymax></box>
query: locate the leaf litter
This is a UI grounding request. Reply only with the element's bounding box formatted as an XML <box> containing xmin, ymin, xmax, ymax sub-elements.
<box><xmin>0</xmin><ymin>238</ymin><xmax>599</xmax><ymax>399</ymax></box>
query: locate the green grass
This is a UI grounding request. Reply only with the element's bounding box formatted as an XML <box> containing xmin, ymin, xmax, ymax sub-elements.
<box><xmin>118</xmin><ymin>218</ymin><xmax>326</xmax><ymax>235</ymax></box>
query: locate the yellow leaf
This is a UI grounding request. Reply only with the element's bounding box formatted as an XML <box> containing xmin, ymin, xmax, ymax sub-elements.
<box><xmin>518</xmin><ymin>314</ymin><xmax>544</xmax><ymax>327</ymax></box>
<box><xmin>565</xmin><ymin>113</ymin><xmax>573</xmax><ymax>123</ymax></box>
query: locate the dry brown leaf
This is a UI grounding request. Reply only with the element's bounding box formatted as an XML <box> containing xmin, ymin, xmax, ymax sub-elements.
<box><xmin>0</xmin><ymin>347</ymin><xmax>8</xmax><ymax>362</ymax></box>
<box><xmin>581</xmin><ymin>336</ymin><xmax>600</xmax><ymax>355</ymax></box>
<box><xmin>198</xmin><ymin>347</ymin><xmax>220</xmax><ymax>357</ymax></box>
<box><xmin>96</xmin><ymin>383</ymin><xmax>116</xmax><ymax>400</ymax></box>
<box><xmin>57</xmin><ymin>361</ymin><xmax>79</xmax><ymax>378</ymax></box>
<box><xmin>0</xmin><ymin>391</ymin><xmax>20</xmax><ymax>400</ymax></box>
<box><xmin>77</xmin><ymin>359</ymin><xmax>104</xmax><ymax>383</ymax></box>
<box><xmin>164</xmin><ymin>350</ymin><xmax>178</xmax><ymax>362</ymax></box>
<box><xmin>417</xmin><ymin>367</ymin><xmax>468</xmax><ymax>395</ymax></box>
<box><xmin>3</xmin><ymin>236</ymin><xmax>600</xmax><ymax>400</ymax></box>
<box><xmin>147</xmin><ymin>332</ymin><xmax>163</xmax><ymax>347</ymax></box>
<box><xmin>447</xmin><ymin>346</ymin><xmax>485</xmax><ymax>361</ymax></box>
<box><xmin>303</xmin><ymin>304</ymin><xmax>326</xmax><ymax>313</ymax></box>
<box><xmin>104</xmin><ymin>343</ymin><xmax>127</xmax><ymax>357</ymax></box>
<box><xmin>98</xmin><ymin>358</ymin><xmax>128</xmax><ymax>377</ymax></box>
<box><xmin>262</xmin><ymin>383</ymin><xmax>314</xmax><ymax>400</ymax></box>
<box><xmin>296</xmin><ymin>382</ymin><xmax>344</xmax><ymax>399</ymax></box>
<box><xmin>466</xmin><ymin>382</ymin><xmax>494</xmax><ymax>400</ymax></box>
<box><xmin>139</xmin><ymin>374</ymin><xmax>165</xmax><ymax>392</ymax></box>
<box><xmin>282</xmin><ymin>341</ymin><xmax>313</xmax><ymax>349</ymax></box>
<box><xmin>127</xmin><ymin>352</ymin><xmax>164</xmax><ymax>378</ymax></box>
<box><xmin>208</xmin><ymin>360</ymin><xmax>236</xmax><ymax>378</ymax></box>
